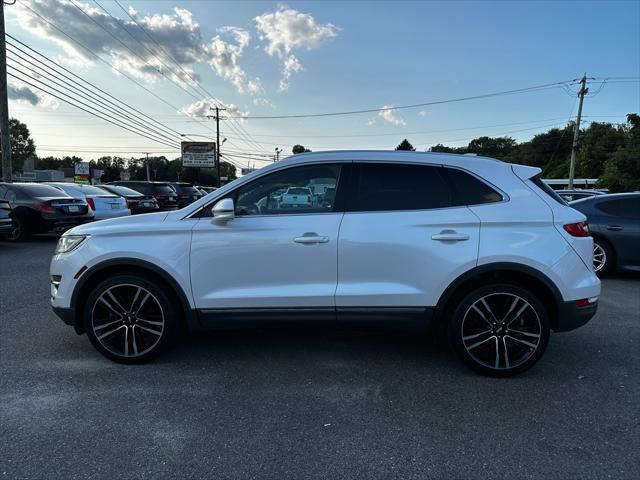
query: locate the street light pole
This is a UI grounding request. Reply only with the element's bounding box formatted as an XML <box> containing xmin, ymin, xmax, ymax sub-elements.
<box><xmin>215</xmin><ymin>106</ymin><xmax>221</xmax><ymax>187</ymax></box>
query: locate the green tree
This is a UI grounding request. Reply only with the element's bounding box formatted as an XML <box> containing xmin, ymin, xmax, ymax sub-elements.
<box><xmin>8</xmin><ymin>118</ymin><xmax>36</xmax><ymax>173</ymax></box>
<box><xmin>466</xmin><ymin>136</ymin><xmax>516</xmax><ymax>159</ymax></box>
<box><xmin>598</xmin><ymin>114</ymin><xmax>640</xmax><ymax>192</ymax></box>
<box><xmin>292</xmin><ymin>144</ymin><xmax>311</xmax><ymax>154</ymax></box>
<box><xmin>395</xmin><ymin>139</ymin><xmax>416</xmax><ymax>151</ymax></box>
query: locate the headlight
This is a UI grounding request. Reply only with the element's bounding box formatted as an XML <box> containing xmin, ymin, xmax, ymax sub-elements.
<box><xmin>55</xmin><ymin>235</ymin><xmax>88</xmax><ymax>254</ymax></box>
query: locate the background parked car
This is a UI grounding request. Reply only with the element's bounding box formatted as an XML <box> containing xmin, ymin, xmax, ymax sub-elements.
<box><xmin>558</xmin><ymin>189</ymin><xmax>607</xmax><ymax>203</ymax></box>
<box><xmin>46</xmin><ymin>183</ymin><xmax>130</xmax><ymax>221</ymax></box>
<box><xmin>98</xmin><ymin>185</ymin><xmax>159</xmax><ymax>215</ymax></box>
<box><xmin>107</xmin><ymin>181</ymin><xmax>178</xmax><ymax>210</ymax></box>
<box><xmin>196</xmin><ymin>185</ymin><xmax>217</xmax><ymax>195</ymax></box>
<box><xmin>0</xmin><ymin>182</ymin><xmax>91</xmax><ymax>241</ymax></box>
<box><xmin>571</xmin><ymin>193</ymin><xmax>640</xmax><ymax>274</ymax></box>
<box><xmin>0</xmin><ymin>199</ymin><xmax>13</xmax><ymax>234</ymax></box>
<box><xmin>167</xmin><ymin>182</ymin><xmax>203</xmax><ymax>208</ymax></box>
<box><xmin>280</xmin><ymin>186</ymin><xmax>313</xmax><ymax>207</ymax></box>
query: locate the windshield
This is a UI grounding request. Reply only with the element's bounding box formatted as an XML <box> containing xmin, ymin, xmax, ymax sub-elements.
<box><xmin>171</xmin><ymin>184</ymin><xmax>201</xmax><ymax>195</ymax></box>
<box><xmin>76</xmin><ymin>185</ymin><xmax>114</xmax><ymax>196</ymax></box>
<box><xmin>154</xmin><ymin>184</ymin><xmax>176</xmax><ymax>195</ymax></box>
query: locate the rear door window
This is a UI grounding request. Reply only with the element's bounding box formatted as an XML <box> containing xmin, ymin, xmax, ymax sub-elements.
<box><xmin>347</xmin><ymin>163</ymin><xmax>454</xmax><ymax>212</ymax></box>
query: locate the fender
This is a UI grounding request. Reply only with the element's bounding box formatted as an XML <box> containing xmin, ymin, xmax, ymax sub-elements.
<box><xmin>69</xmin><ymin>257</ymin><xmax>195</xmax><ymax>331</ymax></box>
<box><xmin>433</xmin><ymin>261</ymin><xmax>563</xmax><ymax>321</ymax></box>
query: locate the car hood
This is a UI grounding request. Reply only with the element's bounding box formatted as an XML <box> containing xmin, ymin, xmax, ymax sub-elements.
<box><xmin>66</xmin><ymin>210</ymin><xmax>169</xmax><ymax>236</ymax></box>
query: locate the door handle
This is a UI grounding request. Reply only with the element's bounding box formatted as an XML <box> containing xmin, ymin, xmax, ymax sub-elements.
<box><xmin>294</xmin><ymin>235</ymin><xmax>329</xmax><ymax>244</ymax></box>
<box><xmin>431</xmin><ymin>231</ymin><xmax>470</xmax><ymax>242</ymax></box>
<box><xmin>606</xmin><ymin>225</ymin><xmax>623</xmax><ymax>231</ymax></box>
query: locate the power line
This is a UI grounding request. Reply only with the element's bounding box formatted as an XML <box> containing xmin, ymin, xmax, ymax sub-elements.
<box><xmin>110</xmin><ymin>0</ymin><xmax>269</xmax><ymax>154</ymax></box>
<box><xmin>216</xmin><ymin>80</ymin><xmax>578</xmax><ymax>120</ymax></box>
<box><xmin>6</xmin><ymin>48</ymin><xmax>180</xmax><ymax>145</ymax></box>
<box><xmin>7</xmin><ymin>71</ymin><xmax>177</xmax><ymax>149</ymax></box>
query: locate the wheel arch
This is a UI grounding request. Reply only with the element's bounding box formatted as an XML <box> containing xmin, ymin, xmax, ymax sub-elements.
<box><xmin>434</xmin><ymin>262</ymin><xmax>563</xmax><ymax>331</ymax></box>
<box><xmin>70</xmin><ymin>258</ymin><xmax>193</xmax><ymax>334</ymax></box>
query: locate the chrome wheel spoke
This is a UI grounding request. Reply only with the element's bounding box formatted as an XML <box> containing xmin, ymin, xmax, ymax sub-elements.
<box><xmin>493</xmin><ymin>337</ymin><xmax>500</xmax><ymax>369</ymax></box>
<box><xmin>467</xmin><ymin>334</ymin><xmax>496</xmax><ymax>351</ymax></box>
<box><xmin>136</xmin><ymin>324</ymin><xmax>163</xmax><ymax>337</ymax></box>
<box><xmin>97</xmin><ymin>324</ymin><xmax>125</xmax><ymax>340</ymax></box>
<box><xmin>503</xmin><ymin>337</ymin><xmax>510</xmax><ymax>369</ymax></box>
<box><xmin>106</xmin><ymin>290</ymin><xmax>127</xmax><ymax>314</ymax></box>
<box><xmin>480</xmin><ymin>298</ymin><xmax>499</xmax><ymax>324</ymax></box>
<box><xmin>471</xmin><ymin>305</ymin><xmax>493</xmax><ymax>328</ymax></box>
<box><xmin>99</xmin><ymin>297</ymin><xmax>123</xmax><ymax>317</ymax></box>
<box><xmin>132</xmin><ymin>326</ymin><xmax>139</xmax><ymax>355</ymax></box>
<box><xmin>137</xmin><ymin>318</ymin><xmax>163</xmax><ymax>326</ymax></box>
<box><xmin>94</xmin><ymin>318</ymin><xmax>122</xmax><ymax>331</ymax></box>
<box><xmin>507</xmin><ymin>328</ymin><xmax>541</xmax><ymax>339</ymax></box>
<box><xmin>124</xmin><ymin>326</ymin><xmax>129</xmax><ymax>356</ymax></box>
<box><xmin>463</xmin><ymin>329</ymin><xmax>492</xmax><ymax>341</ymax></box>
<box><xmin>134</xmin><ymin>293</ymin><xmax>151</xmax><ymax>316</ymax></box>
<box><xmin>505</xmin><ymin>334</ymin><xmax>538</xmax><ymax>349</ymax></box>
<box><xmin>129</xmin><ymin>287</ymin><xmax>142</xmax><ymax>312</ymax></box>
<box><xmin>505</xmin><ymin>301</ymin><xmax>530</xmax><ymax>327</ymax></box>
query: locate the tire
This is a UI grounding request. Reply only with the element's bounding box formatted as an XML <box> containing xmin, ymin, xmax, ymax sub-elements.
<box><xmin>592</xmin><ymin>237</ymin><xmax>614</xmax><ymax>276</ymax></box>
<box><xmin>83</xmin><ymin>273</ymin><xmax>179</xmax><ymax>364</ymax></box>
<box><xmin>448</xmin><ymin>284</ymin><xmax>550</xmax><ymax>377</ymax></box>
<box><xmin>4</xmin><ymin>216</ymin><xmax>30</xmax><ymax>242</ymax></box>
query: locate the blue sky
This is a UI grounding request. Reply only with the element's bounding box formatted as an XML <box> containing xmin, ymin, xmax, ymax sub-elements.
<box><xmin>6</xmin><ymin>0</ymin><xmax>639</xmax><ymax>168</ymax></box>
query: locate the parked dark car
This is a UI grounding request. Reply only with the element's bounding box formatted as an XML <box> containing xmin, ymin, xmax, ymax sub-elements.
<box><xmin>559</xmin><ymin>189</ymin><xmax>607</xmax><ymax>203</ymax></box>
<box><xmin>0</xmin><ymin>182</ymin><xmax>92</xmax><ymax>241</ymax></box>
<box><xmin>107</xmin><ymin>181</ymin><xmax>178</xmax><ymax>210</ymax></box>
<box><xmin>0</xmin><ymin>199</ymin><xmax>13</xmax><ymax>233</ymax></box>
<box><xmin>571</xmin><ymin>193</ymin><xmax>640</xmax><ymax>274</ymax></box>
<box><xmin>98</xmin><ymin>185</ymin><xmax>159</xmax><ymax>215</ymax></box>
<box><xmin>168</xmin><ymin>182</ymin><xmax>203</xmax><ymax>208</ymax></box>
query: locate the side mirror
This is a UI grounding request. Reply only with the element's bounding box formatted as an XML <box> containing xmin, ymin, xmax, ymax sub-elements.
<box><xmin>211</xmin><ymin>198</ymin><xmax>234</xmax><ymax>223</ymax></box>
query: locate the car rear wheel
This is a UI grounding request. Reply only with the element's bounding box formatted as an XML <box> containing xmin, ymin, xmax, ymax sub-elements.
<box><xmin>593</xmin><ymin>238</ymin><xmax>614</xmax><ymax>276</ymax></box>
<box><xmin>448</xmin><ymin>284</ymin><xmax>550</xmax><ymax>377</ymax></box>
<box><xmin>4</xmin><ymin>216</ymin><xmax>30</xmax><ymax>242</ymax></box>
<box><xmin>84</xmin><ymin>274</ymin><xmax>178</xmax><ymax>364</ymax></box>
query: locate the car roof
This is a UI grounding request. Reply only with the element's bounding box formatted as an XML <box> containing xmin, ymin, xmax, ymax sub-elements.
<box><xmin>571</xmin><ymin>192</ymin><xmax>640</xmax><ymax>204</ymax></box>
<box><xmin>279</xmin><ymin>150</ymin><xmax>503</xmax><ymax>165</ymax></box>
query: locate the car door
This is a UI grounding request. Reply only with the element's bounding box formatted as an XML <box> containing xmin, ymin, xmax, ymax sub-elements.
<box><xmin>190</xmin><ymin>163</ymin><xmax>347</xmax><ymax>311</ymax></box>
<box><xmin>595</xmin><ymin>197</ymin><xmax>640</xmax><ymax>267</ymax></box>
<box><xmin>335</xmin><ymin>162</ymin><xmax>481</xmax><ymax>313</ymax></box>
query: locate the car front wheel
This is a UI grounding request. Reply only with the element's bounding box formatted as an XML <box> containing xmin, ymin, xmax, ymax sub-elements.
<box><xmin>84</xmin><ymin>274</ymin><xmax>178</xmax><ymax>364</ymax></box>
<box><xmin>448</xmin><ymin>284</ymin><xmax>550</xmax><ymax>377</ymax></box>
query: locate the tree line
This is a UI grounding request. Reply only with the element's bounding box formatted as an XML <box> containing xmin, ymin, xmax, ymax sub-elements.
<box><xmin>394</xmin><ymin>113</ymin><xmax>639</xmax><ymax>192</ymax></box>
<box><xmin>6</xmin><ymin>114</ymin><xmax>640</xmax><ymax>191</ymax></box>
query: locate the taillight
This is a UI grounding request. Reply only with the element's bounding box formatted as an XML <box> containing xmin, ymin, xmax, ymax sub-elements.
<box><xmin>86</xmin><ymin>197</ymin><xmax>96</xmax><ymax>210</ymax></box>
<box><xmin>125</xmin><ymin>199</ymin><xmax>137</xmax><ymax>208</ymax></box>
<box><xmin>35</xmin><ymin>202</ymin><xmax>56</xmax><ymax>213</ymax></box>
<box><xmin>563</xmin><ymin>221</ymin><xmax>590</xmax><ymax>237</ymax></box>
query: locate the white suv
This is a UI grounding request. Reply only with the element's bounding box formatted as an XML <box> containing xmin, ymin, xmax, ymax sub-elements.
<box><xmin>50</xmin><ymin>151</ymin><xmax>600</xmax><ymax>376</ymax></box>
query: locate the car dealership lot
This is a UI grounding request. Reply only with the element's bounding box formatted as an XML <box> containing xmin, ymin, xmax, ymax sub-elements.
<box><xmin>1</xmin><ymin>237</ymin><xmax>639</xmax><ymax>480</ymax></box>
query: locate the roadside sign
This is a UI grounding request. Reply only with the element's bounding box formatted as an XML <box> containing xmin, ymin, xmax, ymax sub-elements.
<box><xmin>181</xmin><ymin>142</ymin><xmax>217</xmax><ymax>168</ymax></box>
<box><xmin>74</xmin><ymin>162</ymin><xmax>90</xmax><ymax>184</ymax></box>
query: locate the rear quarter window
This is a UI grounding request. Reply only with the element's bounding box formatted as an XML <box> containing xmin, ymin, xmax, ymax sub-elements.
<box><xmin>445</xmin><ymin>168</ymin><xmax>503</xmax><ymax>205</ymax></box>
<box><xmin>530</xmin><ymin>176</ymin><xmax>568</xmax><ymax>206</ymax></box>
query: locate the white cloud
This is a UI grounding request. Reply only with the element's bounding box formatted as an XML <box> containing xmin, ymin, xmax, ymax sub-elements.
<box><xmin>378</xmin><ymin>106</ymin><xmax>406</xmax><ymax>126</ymax></box>
<box><xmin>279</xmin><ymin>55</ymin><xmax>303</xmax><ymax>92</ymax></box>
<box><xmin>255</xmin><ymin>5</ymin><xmax>337</xmax><ymax>90</ymax></box>
<box><xmin>11</xmin><ymin>1</ymin><xmax>263</xmax><ymax>96</ymax></box>
<box><xmin>8</xmin><ymin>83</ymin><xmax>58</xmax><ymax>109</ymax></box>
<box><xmin>419</xmin><ymin>110</ymin><xmax>428</xmax><ymax>118</ymax></box>
<box><xmin>253</xmin><ymin>97</ymin><xmax>275</xmax><ymax>108</ymax></box>
<box><xmin>178</xmin><ymin>98</ymin><xmax>248</xmax><ymax>122</ymax></box>
<box><xmin>366</xmin><ymin>117</ymin><xmax>376</xmax><ymax>127</ymax></box>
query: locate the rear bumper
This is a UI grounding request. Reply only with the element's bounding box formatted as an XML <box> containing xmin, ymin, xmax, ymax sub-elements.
<box><xmin>42</xmin><ymin>216</ymin><xmax>92</xmax><ymax>232</ymax></box>
<box><xmin>555</xmin><ymin>300</ymin><xmax>598</xmax><ymax>332</ymax></box>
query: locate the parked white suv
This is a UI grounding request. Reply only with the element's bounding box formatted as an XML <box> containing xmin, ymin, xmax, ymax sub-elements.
<box><xmin>50</xmin><ymin>151</ymin><xmax>600</xmax><ymax>376</ymax></box>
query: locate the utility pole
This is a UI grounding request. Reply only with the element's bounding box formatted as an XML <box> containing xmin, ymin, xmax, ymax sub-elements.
<box><xmin>145</xmin><ymin>152</ymin><xmax>150</xmax><ymax>181</ymax></box>
<box><xmin>1</xmin><ymin>3</ymin><xmax>13</xmax><ymax>182</ymax></box>
<box><xmin>568</xmin><ymin>75</ymin><xmax>589</xmax><ymax>189</ymax></box>
<box><xmin>210</xmin><ymin>106</ymin><xmax>225</xmax><ymax>188</ymax></box>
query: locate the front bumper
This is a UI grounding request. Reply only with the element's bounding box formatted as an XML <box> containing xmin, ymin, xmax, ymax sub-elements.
<box><xmin>555</xmin><ymin>300</ymin><xmax>598</xmax><ymax>332</ymax></box>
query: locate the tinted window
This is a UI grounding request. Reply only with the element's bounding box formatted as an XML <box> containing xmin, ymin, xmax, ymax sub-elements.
<box><xmin>102</xmin><ymin>185</ymin><xmax>143</xmax><ymax>197</ymax></box>
<box><xmin>153</xmin><ymin>184</ymin><xmax>176</xmax><ymax>195</ymax></box>
<box><xmin>597</xmin><ymin>198</ymin><xmax>640</xmax><ymax>219</ymax></box>
<box><xmin>348</xmin><ymin>163</ymin><xmax>453</xmax><ymax>212</ymax></box>
<box><xmin>233</xmin><ymin>164</ymin><xmax>342</xmax><ymax>216</ymax></box>
<box><xmin>13</xmin><ymin>183</ymin><xmax>70</xmax><ymax>198</ymax></box>
<box><xmin>446</xmin><ymin>168</ymin><xmax>502</xmax><ymax>205</ymax></box>
<box><xmin>171</xmin><ymin>184</ymin><xmax>201</xmax><ymax>195</ymax></box>
<box><xmin>531</xmin><ymin>176</ymin><xmax>568</xmax><ymax>205</ymax></box>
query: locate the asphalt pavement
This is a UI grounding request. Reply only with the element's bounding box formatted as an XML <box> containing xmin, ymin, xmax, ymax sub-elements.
<box><xmin>1</xmin><ymin>235</ymin><xmax>639</xmax><ymax>479</ymax></box>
